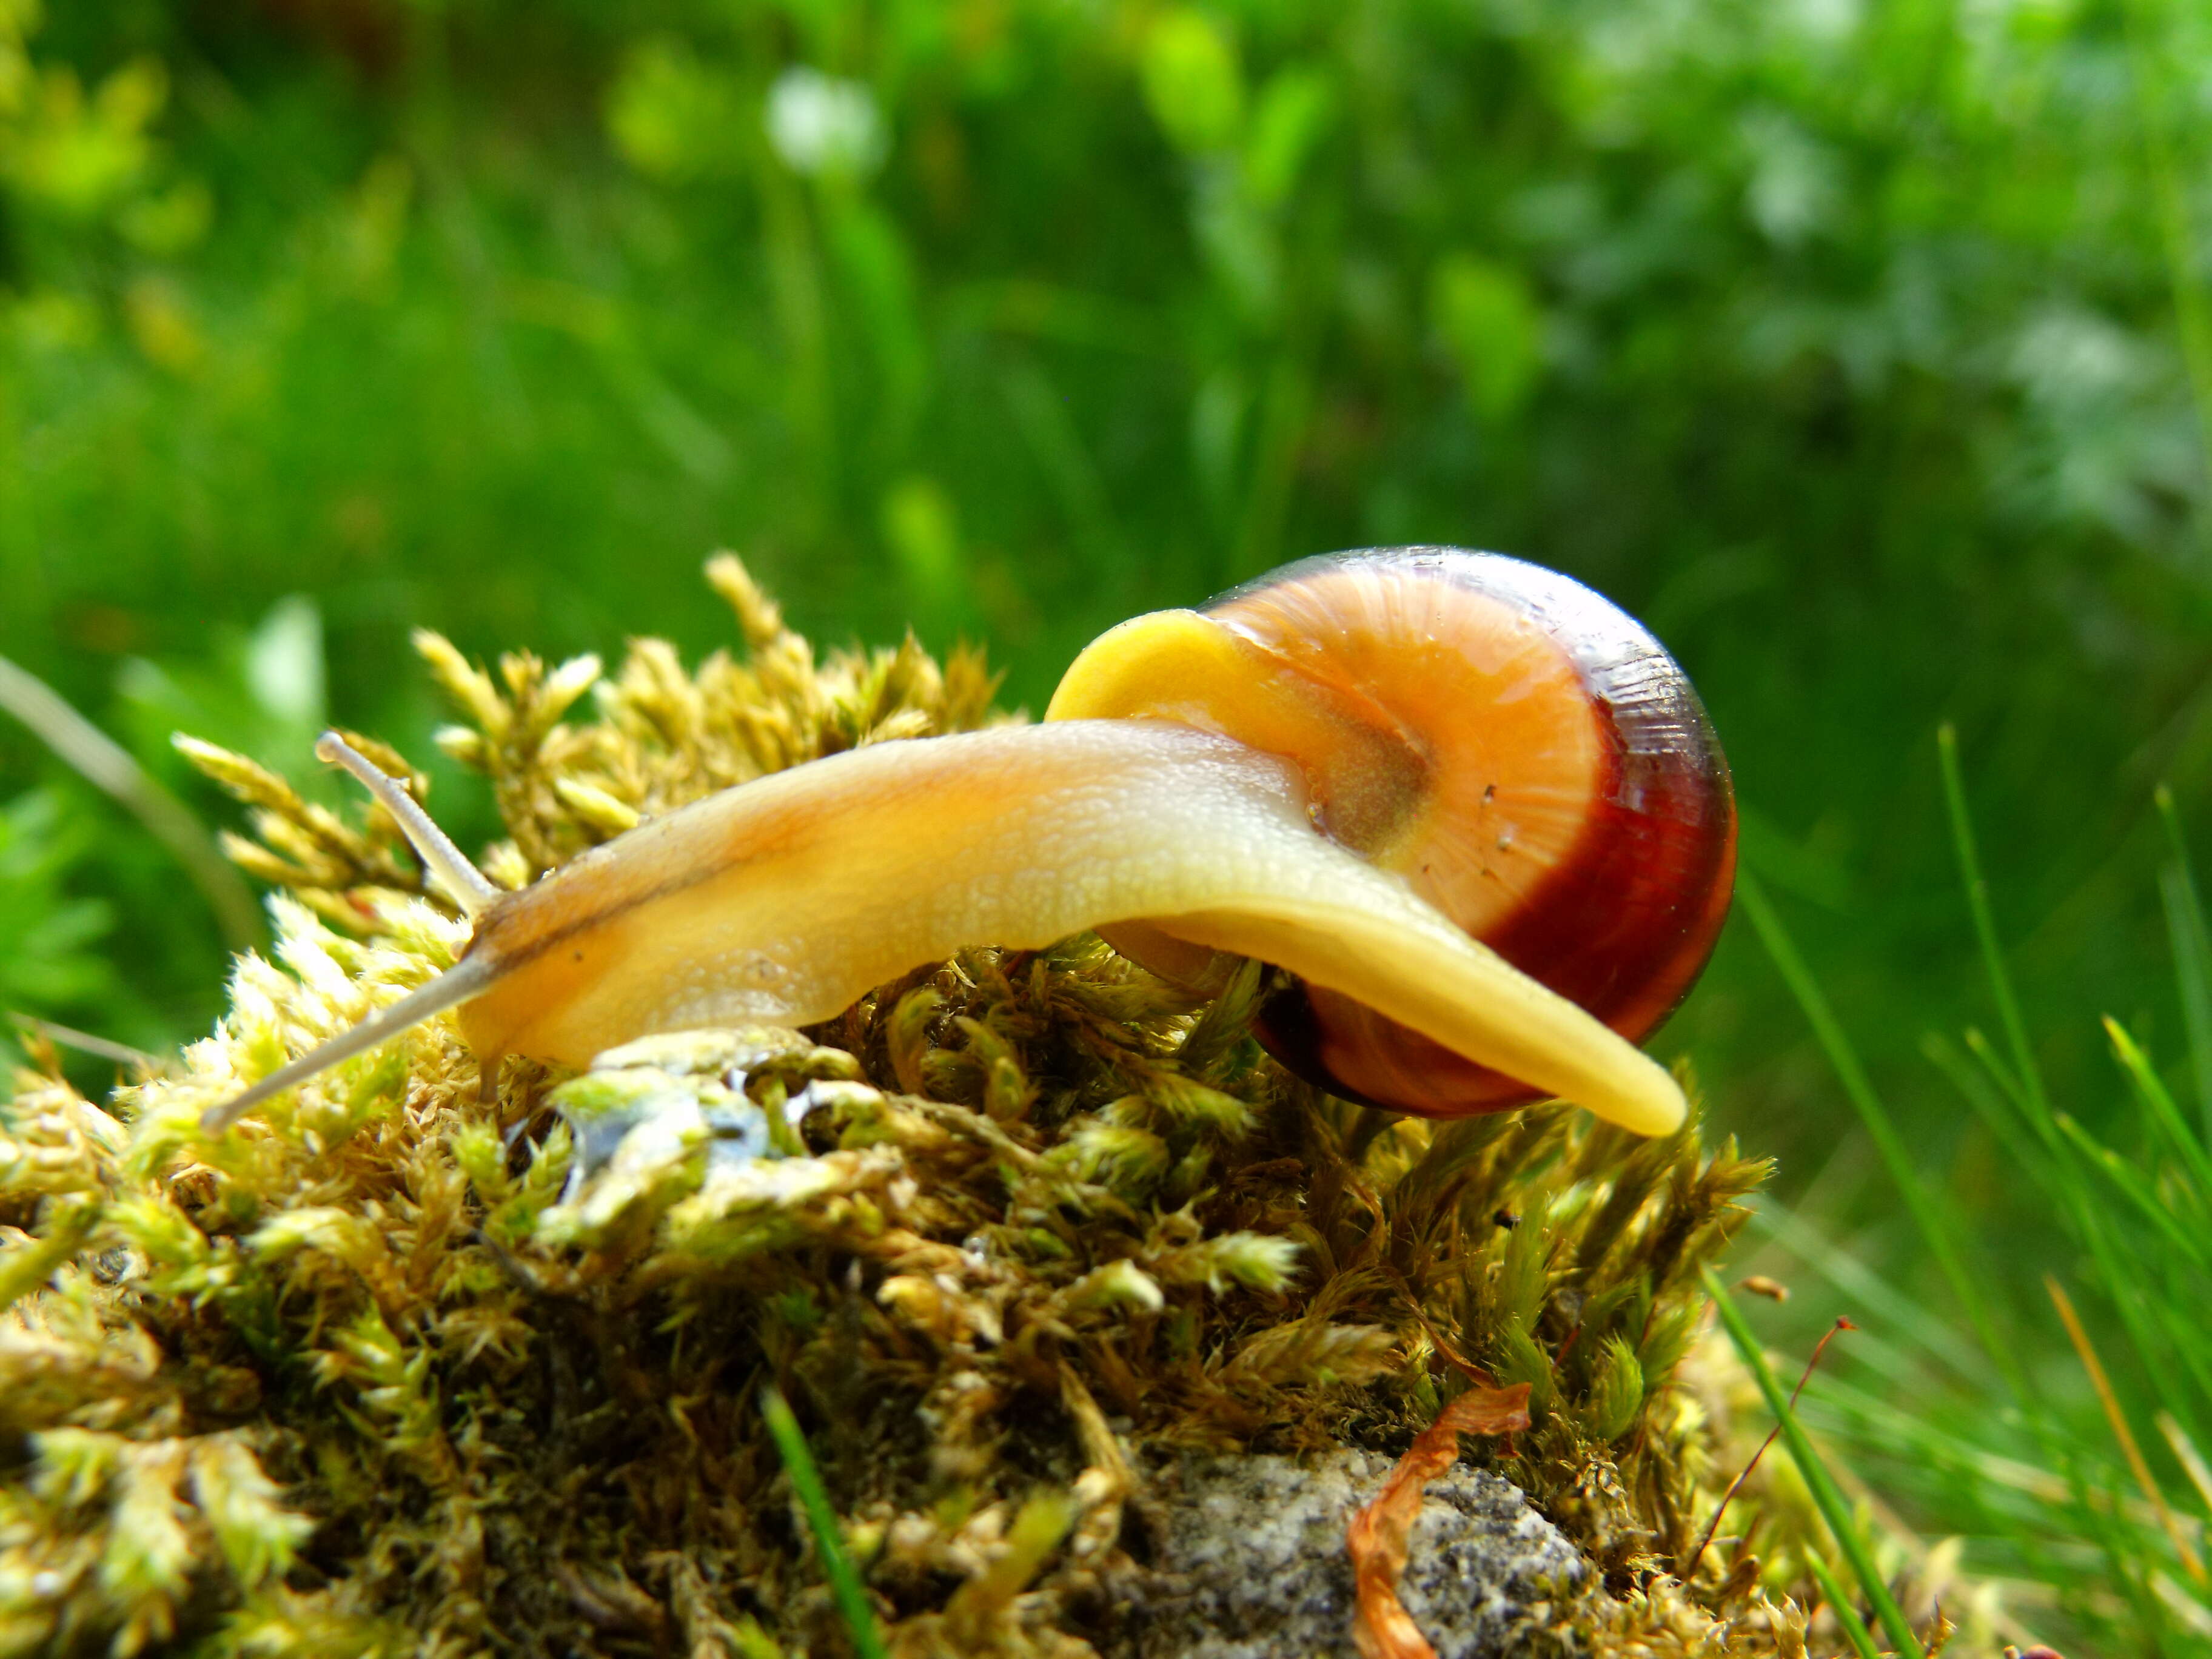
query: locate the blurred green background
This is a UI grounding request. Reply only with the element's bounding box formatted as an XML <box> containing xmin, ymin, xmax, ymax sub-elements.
<box><xmin>5</xmin><ymin>0</ymin><xmax>2212</xmax><ymax>1336</ymax></box>
<box><xmin>10</xmin><ymin>0</ymin><xmax>2212</xmax><ymax>1637</ymax></box>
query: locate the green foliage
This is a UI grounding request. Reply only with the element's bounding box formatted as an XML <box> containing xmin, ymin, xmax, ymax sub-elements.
<box><xmin>1141</xmin><ymin>10</ymin><xmax>1245</xmax><ymax>158</ymax></box>
<box><xmin>1427</xmin><ymin>253</ymin><xmax>1542</xmax><ymax>424</ymax></box>
<box><xmin>762</xmin><ymin>1386</ymin><xmax>890</xmax><ymax>1659</ymax></box>
<box><xmin>0</xmin><ymin>790</ymin><xmax>116</xmax><ymax>1068</ymax></box>
<box><xmin>1706</xmin><ymin>1272</ymin><xmax>1923</xmax><ymax>1658</ymax></box>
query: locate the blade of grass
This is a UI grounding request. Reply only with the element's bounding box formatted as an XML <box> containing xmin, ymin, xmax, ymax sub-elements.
<box><xmin>2160</xmin><ymin>1412</ymin><xmax>2212</xmax><ymax>1523</ymax></box>
<box><xmin>1922</xmin><ymin>1030</ymin><xmax>2056</xmax><ymax>1193</ymax></box>
<box><xmin>1747</xmin><ymin>1201</ymin><xmax>1988</xmax><ymax>1384</ymax></box>
<box><xmin>2051</xmin><ymin>1111</ymin><xmax>2207</xmax><ymax>1268</ymax></box>
<box><xmin>1937</xmin><ymin>729</ymin><xmax>2206</xmax><ymax>1431</ymax></box>
<box><xmin>1960</xmin><ymin>1025</ymin><xmax>2028</xmax><ymax>1113</ymax></box>
<box><xmin>2154</xmin><ymin>785</ymin><xmax>2212</xmax><ymax>1139</ymax></box>
<box><xmin>2030</xmin><ymin>1122</ymin><xmax>2204</xmax><ymax>1444</ymax></box>
<box><xmin>1803</xmin><ymin>1550</ymin><xmax>1883</xmax><ymax>1659</ymax></box>
<box><xmin>1990</xmin><ymin>1017</ymin><xmax>2207</xmax><ymax>1436</ymax></box>
<box><xmin>1939</xmin><ymin>724</ymin><xmax>2055</xmax><ymax>1138</ymax></box>
<box><xmin>1686</xmin><ymin>1316</ymin><xmax>1854</xmax><ymax>1580</ymax></box>
<box><xmin>1805</xmin><ymin>1372</ymin><xmax>2073</xmax><ymax>1513</ymax></box>
<box><xmin>0</xmin><ymin>653</ymin><xmax>263</xmax><ymax>952</ymax></box>
<box><xmin>1746</xmin><ymin>856</ymin><xmax>2136</xmax><ymax>1583</ymax></box>
<box><xmin>1703</xmin><ymin>1269</ymin><xmax>1928</xmax><ymax>1658</ymax></box>
<box><xmin>1738</xmin><ymin>870</ymin><xmax>2012</xmax><ymax>1379</ymax></box>
<box><xmin>2047</xmin><ymin>1276</ymin><xmax>2208</xmax><ymax>1588</ymax></box>
<box><xmin>760</xmin><ymin>1385</ymin><xmax>888</xmax><ymax>1659</ymax></box>
<box><xmin>1806</xmin><ymin>1335</ymin><xmax>2160</xmax><ymax>1612</ymax></box>
<box><xmin>1957</xmin><ymin>1024</ymin><xmax>2058</xmax><ymax>1176</ymax></box>
<box><xmin>2100</xmin><ymin>1016</ymin><xmax>2212</xmax><ymax>1208</ymax></box>
<box><xmin>2154</xmin><ymin>1572</ymin><xmax>2212</xmax><ymax>1640</ymax></box>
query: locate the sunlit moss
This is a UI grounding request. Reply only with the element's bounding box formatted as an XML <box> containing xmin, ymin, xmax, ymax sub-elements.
<box><xmin>0</xmin><ymin>558</ymin><xmax>1849</xmax><ymax>1655</ymax></box>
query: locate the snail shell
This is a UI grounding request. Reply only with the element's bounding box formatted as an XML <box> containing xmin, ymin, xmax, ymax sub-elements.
<box><xmin>1048</xmin><ymin>546</ymin><xmax>1735</xmax><ymax>1117</ymax></box>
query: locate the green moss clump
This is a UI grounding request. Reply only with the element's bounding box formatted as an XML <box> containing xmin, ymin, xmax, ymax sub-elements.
<box><xmin>2</xmin><ymin>558</ymin><xmax>1831</xmax><ymax>1657</ymax></box>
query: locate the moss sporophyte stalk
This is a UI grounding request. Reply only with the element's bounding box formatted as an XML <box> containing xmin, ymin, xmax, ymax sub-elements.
<box><xmin>2</xmin><ymin>555</ymin><xmax>1854</xmax><ymax>1655</ymax></box>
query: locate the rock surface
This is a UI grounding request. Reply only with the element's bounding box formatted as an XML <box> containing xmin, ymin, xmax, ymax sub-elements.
<box><xmin>1115</xmin><ymin>1449</ymin><xmax>1589</xmax><ymax>1658</ymax></box>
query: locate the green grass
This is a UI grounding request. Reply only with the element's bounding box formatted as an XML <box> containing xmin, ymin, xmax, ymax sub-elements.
<box><xmin>1742</xmin><ymin>730</ymin><xmax>2212</xmax><ymax>1652</ymax></box>
<box><xmin>1706</xmin><ymin>1269</ymin><xmax>1925</xmax><ymax>1657</ymax></box>
<box><xmin>761</xmin><ymin>1386</ymin><xmax>888</xmax><ymax>1659</ymax></box>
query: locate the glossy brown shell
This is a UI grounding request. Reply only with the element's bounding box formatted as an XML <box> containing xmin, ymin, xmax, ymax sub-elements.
<box><xmin>1205</xmin><ymin>547</ymin><xmax>1735</xmax><ymax>1116</ymax></box>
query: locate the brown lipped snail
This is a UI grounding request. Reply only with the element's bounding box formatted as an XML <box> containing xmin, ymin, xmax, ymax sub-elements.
<box><xmin>201</xmin><ymin>547</ymin><xmax>1734</xmax><ymax>1140</ymax></box>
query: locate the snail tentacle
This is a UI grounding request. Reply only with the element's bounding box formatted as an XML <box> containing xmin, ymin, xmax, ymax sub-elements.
<box><xmin>317</xmin><ymin>732</ymin><xmax>504</xmax><ymax>920</ymax></box>
<box><xmin>199</xmin><ymin>952</ymin><xmax>505</xmax><ymax>1133</ymax></box>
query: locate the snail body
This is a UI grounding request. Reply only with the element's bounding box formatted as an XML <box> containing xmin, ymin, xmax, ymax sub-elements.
<box><xmin>202</xmin><ymin>548</ymin><xmax>1732</xmax><ymax>1140</ymax></box>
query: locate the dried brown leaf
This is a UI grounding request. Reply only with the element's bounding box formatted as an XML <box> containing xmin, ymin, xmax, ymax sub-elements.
<box><xmin>1347</xmin><ymin>1382</ymin><xmax>1533</xmax><ymax>1659</ymax></box>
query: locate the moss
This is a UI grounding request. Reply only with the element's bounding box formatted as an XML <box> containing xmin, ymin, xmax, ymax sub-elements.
<box><xmin>1</xmin><ymin>557</ymin><xmax>1849</xmax><ymax>1656</ymax></box>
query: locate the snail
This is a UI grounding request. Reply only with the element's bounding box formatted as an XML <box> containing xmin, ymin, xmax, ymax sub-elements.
<box><xmin>200</xmin><ymin>547</ymin><xmax>1733</xmax><ymax>1139</ymax></box>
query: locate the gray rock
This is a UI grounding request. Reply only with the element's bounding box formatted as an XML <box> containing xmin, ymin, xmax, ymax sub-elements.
<box><xmin>1115</xmin><ymin>1449</ymin><xmax>1587</xmax><ymax>1658</ymax></box>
